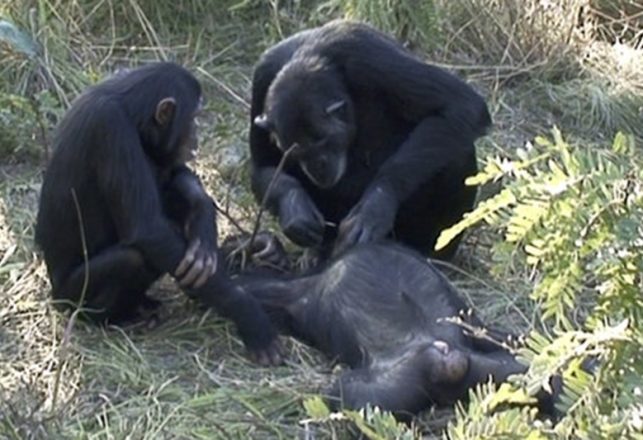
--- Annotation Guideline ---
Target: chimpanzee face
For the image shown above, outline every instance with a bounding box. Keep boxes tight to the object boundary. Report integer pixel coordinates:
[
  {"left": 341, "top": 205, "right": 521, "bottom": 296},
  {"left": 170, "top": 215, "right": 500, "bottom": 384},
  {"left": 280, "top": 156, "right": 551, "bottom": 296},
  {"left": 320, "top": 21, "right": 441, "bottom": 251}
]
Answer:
[
  {"left": 154, "top": 96, "right": 203, "bottom": 166},
  {"left": 255, "top": 62, "right": 356, "bottom": 189},
  {"left": 175, "top": 99, "right": 202, "bottom": 164}
]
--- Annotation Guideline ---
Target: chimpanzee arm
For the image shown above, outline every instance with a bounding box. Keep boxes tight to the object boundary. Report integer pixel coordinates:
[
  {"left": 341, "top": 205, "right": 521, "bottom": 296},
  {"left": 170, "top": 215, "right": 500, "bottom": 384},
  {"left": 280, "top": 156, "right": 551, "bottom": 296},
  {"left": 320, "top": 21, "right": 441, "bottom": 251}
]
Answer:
[
  {"left": 163, "top": 166, "right": 219, "bottom": 287},
  {"left": 334, "top": 117, "right": 475, "bottom": 253},
  {"left": 93, "top": 99, "right": 187, "bottom": 274},
  {"left": 336, "top": 25, "right": 490, "bottom": 202},
  {"left": 163, "top": 165, "right": 218, "bottom": 252},
  {"left": 249, "top": 35, "right": 308, "bottom": 213},
  {"left": 329, "top": 24, "right": 490, "bottom": 251},
  {"left": 372, "top": 116, "right": 476, "bottom": 204},
  {"left": 250, "top": 54, "right": 326, "bottom": 247}
]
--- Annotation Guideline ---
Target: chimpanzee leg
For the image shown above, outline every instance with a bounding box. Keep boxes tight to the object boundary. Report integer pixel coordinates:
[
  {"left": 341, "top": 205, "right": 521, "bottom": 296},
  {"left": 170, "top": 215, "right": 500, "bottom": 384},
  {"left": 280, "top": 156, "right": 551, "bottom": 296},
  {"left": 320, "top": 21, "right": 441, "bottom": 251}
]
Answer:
[
  {"left": 329, "top": 355, "right": 432, "bottom": 420},
  {"left": 462, "top": 350, "right": 561, "bottom": 417},
  {"left": 219, "top": 231, "right": 291, "bottom": 273},
  {"left": 463, "top": 350, "right": 527, "bottom": 386},
  {"left": 51, "top": 246, "right": 160, "bottom": 323}
]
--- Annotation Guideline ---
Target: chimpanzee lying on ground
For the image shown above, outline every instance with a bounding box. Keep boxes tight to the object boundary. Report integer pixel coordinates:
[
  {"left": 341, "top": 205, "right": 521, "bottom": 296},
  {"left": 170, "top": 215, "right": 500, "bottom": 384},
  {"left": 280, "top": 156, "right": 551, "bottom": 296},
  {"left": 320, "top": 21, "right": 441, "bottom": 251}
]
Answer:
[
  {"left": 250, "top": 20, "right": 491, "bottom": 260},
  {"left": 234, "top": 242, "right": 558, "bottom": 418},
  {"left": 35, "top": 62, "right": 282, "bottom": 365}
]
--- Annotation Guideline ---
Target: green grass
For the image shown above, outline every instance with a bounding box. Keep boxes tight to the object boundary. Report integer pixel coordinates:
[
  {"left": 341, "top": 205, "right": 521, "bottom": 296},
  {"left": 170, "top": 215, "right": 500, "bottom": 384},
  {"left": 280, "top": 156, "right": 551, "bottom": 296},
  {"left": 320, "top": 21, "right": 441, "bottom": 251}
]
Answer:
[{"left": 1, "top": 0, "right": 642, "bottom": 438}]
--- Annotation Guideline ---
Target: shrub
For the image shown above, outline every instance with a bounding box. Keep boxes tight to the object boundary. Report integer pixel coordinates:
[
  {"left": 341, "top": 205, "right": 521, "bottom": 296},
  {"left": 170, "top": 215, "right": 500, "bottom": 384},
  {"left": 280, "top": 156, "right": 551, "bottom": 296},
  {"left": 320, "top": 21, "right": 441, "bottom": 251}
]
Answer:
[{"left": 439, "top": 130, "right": 642, "bottom": 438}]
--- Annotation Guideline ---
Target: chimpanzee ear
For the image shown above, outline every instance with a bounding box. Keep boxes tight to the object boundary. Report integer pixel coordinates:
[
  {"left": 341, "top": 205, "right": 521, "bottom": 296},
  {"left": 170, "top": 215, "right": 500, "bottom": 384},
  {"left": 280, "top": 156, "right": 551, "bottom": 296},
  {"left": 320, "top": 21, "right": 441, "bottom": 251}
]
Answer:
[
  {"left": 325, "top": 100, "right": 346, "bottom": 116},
  {"left": 155, "top": 97, "right": 177, "bottom": 126},
  {"left": 254, "top": 114, "right": 273, "bottom": 131}
]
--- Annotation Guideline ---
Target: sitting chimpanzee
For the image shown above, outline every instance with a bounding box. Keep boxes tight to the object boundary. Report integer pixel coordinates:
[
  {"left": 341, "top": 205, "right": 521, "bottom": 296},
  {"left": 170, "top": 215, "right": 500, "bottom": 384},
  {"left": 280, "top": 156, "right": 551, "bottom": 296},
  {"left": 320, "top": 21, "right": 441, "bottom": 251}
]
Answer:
[
  {"left": 250, "top": 20, "right": 491, "bottom": 260},
  {"left": 234, "top": 242, "right": 558, "bottom": 419},
  {"left": 35, "top": 62, "right": 282, "bottom": 365}
]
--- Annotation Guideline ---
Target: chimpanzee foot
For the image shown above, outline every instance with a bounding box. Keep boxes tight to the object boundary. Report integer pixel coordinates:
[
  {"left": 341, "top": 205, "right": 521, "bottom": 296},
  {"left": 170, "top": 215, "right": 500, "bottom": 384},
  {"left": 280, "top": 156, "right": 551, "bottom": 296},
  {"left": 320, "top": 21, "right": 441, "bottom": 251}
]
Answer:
[
  {"left": 247, "top": 338, "right": 285, "bottom": 366},
  {"left": 249, "top": 232, "right": 290, "bottom": 271},
  {"left": 132, "top": 296, "right": 164, "bottom": 329},
  {"left": 139, "top": 295, "right": 163, "bottom": 311}
]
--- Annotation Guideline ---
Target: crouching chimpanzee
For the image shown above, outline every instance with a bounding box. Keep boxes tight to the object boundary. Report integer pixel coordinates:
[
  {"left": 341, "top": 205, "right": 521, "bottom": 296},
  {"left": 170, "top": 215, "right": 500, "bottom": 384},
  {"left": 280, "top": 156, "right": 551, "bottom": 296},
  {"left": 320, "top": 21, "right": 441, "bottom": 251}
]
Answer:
[
  {"left": 35, "top": 62, "right": 282, "bottom": 365},
  {"left": 234, "top": 242, "right": 558, "bottom": 418},
  {"left": 250, "top": 20, "right": 491, "bottom": 260}
]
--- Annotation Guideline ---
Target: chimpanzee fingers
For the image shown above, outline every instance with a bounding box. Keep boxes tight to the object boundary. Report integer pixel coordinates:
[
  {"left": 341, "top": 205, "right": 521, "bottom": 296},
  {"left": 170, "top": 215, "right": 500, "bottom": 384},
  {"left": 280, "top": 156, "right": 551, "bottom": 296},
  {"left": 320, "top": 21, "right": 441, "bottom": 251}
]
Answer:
[
  {"left": 180, "top": 250, "right": 218, "bottom": 289},
  {"left": 192, "top": 257, "right": 212, "bottom": 289},
  {"left": 253, "top": 244, "right": 277, "bottom": 264},
  {"left": 201, "top": 253, "right": 217, "bottom": 279},
  {"left": 176, "top": 238, "right": 200, "bottom": 277},
  {"left": 265, "top": 250, "right": 289, "bottom": 268},
  {"left": 178, "top": 257, "right": 204, "bottom": 288},
  {"left": 251, "top": 235, "right": 275, "bottom": 258},
  {"left": 248, "top": 340, "right": 285, "bottom": 366},
  {"left": 268, "top": 340, "right": 286, "bottom": 365},
  {"left": 252, "top": 238, "right": 289, "bottom": 269},
  {"left": 208, "top": 252, "right": 218, "bottom": 276}
]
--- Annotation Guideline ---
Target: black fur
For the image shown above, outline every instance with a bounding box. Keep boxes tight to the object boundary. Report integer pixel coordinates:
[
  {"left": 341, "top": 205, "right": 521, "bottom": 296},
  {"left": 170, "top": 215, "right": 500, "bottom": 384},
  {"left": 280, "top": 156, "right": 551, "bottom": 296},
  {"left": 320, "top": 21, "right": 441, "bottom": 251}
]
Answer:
[
  {"left": 236, "top": 243, "right": 557, "bottom": 419},
  {"left": 35, "top": 62, "right": 280, "bottom": 362},
  {"left": 250, "top": 20, "right": 491, "bottom": 260}
]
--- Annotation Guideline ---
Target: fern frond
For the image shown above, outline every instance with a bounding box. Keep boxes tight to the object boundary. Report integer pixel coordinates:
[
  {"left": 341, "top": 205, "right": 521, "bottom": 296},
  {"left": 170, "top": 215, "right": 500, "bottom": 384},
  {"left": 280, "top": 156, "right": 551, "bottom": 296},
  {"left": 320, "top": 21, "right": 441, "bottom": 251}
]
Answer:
[{"left": 435, "top": 188, "right": 516, "bottom": 251}]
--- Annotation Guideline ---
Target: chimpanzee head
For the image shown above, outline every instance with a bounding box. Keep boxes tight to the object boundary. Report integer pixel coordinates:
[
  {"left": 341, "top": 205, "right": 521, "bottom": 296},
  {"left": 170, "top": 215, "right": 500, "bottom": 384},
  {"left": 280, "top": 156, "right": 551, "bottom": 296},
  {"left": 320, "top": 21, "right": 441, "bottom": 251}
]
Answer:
[
  {"left": 107, "top": 62, "right": 203, "bottom": 168},
  {"left": 255, "top": 56, "right": 356, "bottom": 189}
]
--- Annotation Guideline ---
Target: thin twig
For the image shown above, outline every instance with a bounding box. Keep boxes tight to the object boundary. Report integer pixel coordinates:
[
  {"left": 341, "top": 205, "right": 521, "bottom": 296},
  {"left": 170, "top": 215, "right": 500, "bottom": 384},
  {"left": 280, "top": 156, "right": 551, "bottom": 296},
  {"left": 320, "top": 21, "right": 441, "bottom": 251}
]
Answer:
[
  {"left": 248, "top": 144, "right": 297, "bottom": 251},
  {"left": 196, "top": 66, "right": 250, "bottom": 109},
  {"left": 214, "top": 203, "right": 249, "bottom": 235},
  {"left": 50, "top": 188, "right": 90, "bottom": 412}
]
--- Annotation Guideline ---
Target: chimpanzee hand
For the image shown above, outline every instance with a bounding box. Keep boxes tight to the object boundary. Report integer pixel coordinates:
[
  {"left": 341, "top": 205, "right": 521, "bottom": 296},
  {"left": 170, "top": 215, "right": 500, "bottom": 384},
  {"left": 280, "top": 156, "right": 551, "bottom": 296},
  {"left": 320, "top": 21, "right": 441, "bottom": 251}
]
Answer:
[
  {"left": 248, "top": 338, "right": 285, "bottom": 366},
  {"left": 175, "top": 238, "right": 218, "bottom": 289},
  {"left": 278, "top": 189, "right": 325, "bottom": 247},
  {"left": 249, "top": 232, "right": 290, "bottom": 270},
  {"left": 333, "top": 186, "right": 397, "bottom": 256}
]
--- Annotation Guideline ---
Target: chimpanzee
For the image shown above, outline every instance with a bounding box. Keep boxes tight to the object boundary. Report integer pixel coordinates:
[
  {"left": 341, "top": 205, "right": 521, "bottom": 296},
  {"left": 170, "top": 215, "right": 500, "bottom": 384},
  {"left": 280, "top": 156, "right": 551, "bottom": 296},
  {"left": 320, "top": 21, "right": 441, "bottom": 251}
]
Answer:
[
  {"left": 250, "top": 20, "right": 491, "bottom": 260},
  {"left": 234, "top": 242, "right": 558, "bottom": 418},
  {"left": 35, "top": 62, "right": 282, "bottom": 365}
]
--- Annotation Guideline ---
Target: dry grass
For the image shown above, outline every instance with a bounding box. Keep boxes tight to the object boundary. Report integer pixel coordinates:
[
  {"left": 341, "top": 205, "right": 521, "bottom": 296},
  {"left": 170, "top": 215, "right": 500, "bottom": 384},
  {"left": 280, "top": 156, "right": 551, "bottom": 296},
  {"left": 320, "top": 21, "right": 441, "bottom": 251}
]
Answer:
[{"left": 1, "top": 0, "right": 642, "bottom": 438}]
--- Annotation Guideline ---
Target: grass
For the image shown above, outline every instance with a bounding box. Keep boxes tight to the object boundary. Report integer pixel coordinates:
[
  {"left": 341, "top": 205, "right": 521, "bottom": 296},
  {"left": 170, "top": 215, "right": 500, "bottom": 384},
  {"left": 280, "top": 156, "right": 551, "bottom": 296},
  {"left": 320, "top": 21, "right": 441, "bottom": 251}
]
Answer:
[{"left": 1, "top": 0, "right": 642, "bottom": 438}]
